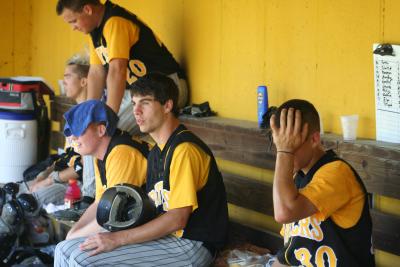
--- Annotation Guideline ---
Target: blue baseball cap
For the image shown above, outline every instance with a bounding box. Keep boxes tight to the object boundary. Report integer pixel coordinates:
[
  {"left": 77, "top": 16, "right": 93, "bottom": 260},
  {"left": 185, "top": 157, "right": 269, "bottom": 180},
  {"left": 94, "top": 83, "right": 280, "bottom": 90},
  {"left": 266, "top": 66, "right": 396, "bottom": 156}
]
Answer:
[{"left": 63, "top": 100, "right": 119, "bottom": 137}]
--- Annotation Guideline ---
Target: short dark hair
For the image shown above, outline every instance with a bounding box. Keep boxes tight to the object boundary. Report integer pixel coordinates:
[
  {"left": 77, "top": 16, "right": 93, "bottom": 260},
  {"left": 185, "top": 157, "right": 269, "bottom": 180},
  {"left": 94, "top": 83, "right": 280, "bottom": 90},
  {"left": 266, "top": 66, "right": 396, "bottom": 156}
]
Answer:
[
  {"left": 129, "top": 73, "right": 180, "bottom": 117},
  {"left": 274, "top": 99, "right": 320, "bottom": 134},
  {"left": 56, "top": 0, "right": 100, "bottom": 15}
]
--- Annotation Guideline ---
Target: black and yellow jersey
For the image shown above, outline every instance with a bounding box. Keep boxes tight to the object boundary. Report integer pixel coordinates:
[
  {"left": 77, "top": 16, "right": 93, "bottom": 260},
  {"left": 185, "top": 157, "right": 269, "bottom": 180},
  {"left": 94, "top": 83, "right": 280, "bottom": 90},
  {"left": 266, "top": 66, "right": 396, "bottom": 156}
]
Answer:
[
  {"left": 89, "top": 0, "right": 183, "bottom": 86},
  {"left": 277, "top": 150, "right": 375, "bottom": 267},
  {"left": 94, "top": 129, "right": 149, "bottom": 200},
  {"left": 146, "top": 124, "right": 228, "bottom": 251}
]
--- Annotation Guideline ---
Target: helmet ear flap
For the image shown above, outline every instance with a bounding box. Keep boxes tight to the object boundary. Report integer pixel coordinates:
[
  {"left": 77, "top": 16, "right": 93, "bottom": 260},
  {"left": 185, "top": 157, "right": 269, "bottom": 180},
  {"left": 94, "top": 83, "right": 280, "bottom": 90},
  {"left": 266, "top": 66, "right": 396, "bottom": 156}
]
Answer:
[
  {"left": 3, "top": 183, "right": 19, "bottom": 199},
  {"left": 17, "top": 193, "right": 39, "bottom": 214},
  {"left": 96, "top": 187, "right": 117, "bottom": 228},
  {"left": 1, "top": 200, "right": 24, "bottom": 227}
]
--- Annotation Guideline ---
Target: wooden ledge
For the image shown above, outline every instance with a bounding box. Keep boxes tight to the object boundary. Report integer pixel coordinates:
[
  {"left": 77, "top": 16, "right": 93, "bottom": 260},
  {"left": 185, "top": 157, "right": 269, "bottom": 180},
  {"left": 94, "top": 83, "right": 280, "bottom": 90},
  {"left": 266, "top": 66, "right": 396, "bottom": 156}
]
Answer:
[{"left": 181, "top": 115, "right": 400, "bottom": 152}]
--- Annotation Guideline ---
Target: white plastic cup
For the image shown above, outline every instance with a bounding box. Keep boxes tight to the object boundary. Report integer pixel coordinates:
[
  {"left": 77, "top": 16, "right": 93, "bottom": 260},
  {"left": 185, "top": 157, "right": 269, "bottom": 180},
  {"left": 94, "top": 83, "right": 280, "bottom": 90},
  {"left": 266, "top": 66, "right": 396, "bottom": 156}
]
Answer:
[{"left": 340, "top": 115, "right": 359, "bottom": 141}]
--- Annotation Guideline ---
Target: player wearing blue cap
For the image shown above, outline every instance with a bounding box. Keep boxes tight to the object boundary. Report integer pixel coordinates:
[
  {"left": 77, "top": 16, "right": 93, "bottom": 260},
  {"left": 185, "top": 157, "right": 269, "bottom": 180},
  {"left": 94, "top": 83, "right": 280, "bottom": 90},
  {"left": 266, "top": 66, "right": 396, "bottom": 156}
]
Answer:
[{"left": 57, "top": 99, "right": 149, "bottom": 240}]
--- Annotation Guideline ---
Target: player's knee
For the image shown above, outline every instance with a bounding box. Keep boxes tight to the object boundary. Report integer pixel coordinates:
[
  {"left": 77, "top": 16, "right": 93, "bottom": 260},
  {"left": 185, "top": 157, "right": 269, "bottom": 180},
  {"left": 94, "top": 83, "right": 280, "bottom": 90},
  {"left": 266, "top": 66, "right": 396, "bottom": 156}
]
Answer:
[{"left": 69, "top": 247, "right": 92, "bottom": 266}]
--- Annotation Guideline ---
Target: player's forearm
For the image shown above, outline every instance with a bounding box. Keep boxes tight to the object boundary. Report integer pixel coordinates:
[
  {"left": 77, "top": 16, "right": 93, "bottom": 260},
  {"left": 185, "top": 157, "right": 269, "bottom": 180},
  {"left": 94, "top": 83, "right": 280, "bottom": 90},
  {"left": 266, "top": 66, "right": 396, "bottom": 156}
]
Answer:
[
  {"left": 273, "top": 153, "right": 299, "bottom": 222},
  {"left": 67, "top": 202, "right": 99, "bottom": 239},
  {"left": 118, "top": 207, "right": 191, "bottom": 247},
  {"left": 106, "top": 60, "right": 128, "bottom": 113},
  {"left": 58, "top": 167, "right": 79, "bottom": 183},
  {"left": 67, "top": 219, "right": 103, "bottom": 239},
  {"left": 87, "top": 65, "right": 106, "bottom": 100}
]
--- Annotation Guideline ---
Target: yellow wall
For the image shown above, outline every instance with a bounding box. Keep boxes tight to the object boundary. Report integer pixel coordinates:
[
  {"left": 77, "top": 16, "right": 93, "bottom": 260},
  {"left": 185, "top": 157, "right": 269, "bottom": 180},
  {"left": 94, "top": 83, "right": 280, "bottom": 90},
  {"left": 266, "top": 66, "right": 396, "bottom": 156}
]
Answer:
[
  {"left": 28, "top": 0, "right": 184, "bottom": 93},
  {"left": 0, "top": 0, "right": 32, "bottom": 76},
  {"left": 183, "top": 0, "right": 398, "bottom": 139},
  {"left": 7, "top": 0, "right": 399, "bottom": 139},
  {"left": 30, "top": 0, "right": 87, "bottom": 90}
]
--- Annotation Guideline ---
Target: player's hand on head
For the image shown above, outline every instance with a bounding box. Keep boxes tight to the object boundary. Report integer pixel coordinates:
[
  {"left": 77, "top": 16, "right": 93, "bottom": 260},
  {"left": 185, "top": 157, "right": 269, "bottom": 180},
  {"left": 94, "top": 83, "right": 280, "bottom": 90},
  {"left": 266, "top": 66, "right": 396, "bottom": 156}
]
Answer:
[{"left": 270, "top": 108, "right": 308, "bottom": 153}]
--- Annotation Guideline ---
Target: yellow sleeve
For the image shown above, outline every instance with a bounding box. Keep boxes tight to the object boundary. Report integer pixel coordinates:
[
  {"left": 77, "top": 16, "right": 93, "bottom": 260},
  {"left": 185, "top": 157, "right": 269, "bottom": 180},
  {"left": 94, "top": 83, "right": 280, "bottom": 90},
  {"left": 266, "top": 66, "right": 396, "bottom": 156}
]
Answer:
[
  {"left": 168, "top": 143, "right": 211, "bottom": 212},
  {"left": 89, "top": 37, "right": 102, "bottom": 65},
  {"left": 299, "top": 161, "right": 364, "bottom": 227},
  {"left": 95, "top": 145, "right": 147, "bottom": 200},
  {"left": 68, "top": 155, "right": 79, "bottom": 167},
  {"left": 94, "top": 161, "right": 101, "bottom": 199},
  {"left": 102, "top": 17, "right": 139, "bottom": 61}
]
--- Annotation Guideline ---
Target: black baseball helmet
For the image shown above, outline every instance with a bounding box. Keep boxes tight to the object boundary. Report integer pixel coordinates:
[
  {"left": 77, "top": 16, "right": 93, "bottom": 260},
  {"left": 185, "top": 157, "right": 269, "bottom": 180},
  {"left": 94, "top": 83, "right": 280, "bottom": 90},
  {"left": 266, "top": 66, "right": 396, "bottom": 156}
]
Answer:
[
  {"left": 1, "top": 200, "right": 24, "bottom": 227},
  {"left": 3, "top": 183, "right": 19, "bottom": 199},
  {"left": 0, "top": 188, "right": 6, "bottom": 215},
  {"left": 17, "top": 193, "right": 39, "bottom": 214},
  {"left": 97, "top": 184, "right": 156, "bottom": 232},
  {"left": 0, "top": 200, "right": 24, "bottom": 262}
]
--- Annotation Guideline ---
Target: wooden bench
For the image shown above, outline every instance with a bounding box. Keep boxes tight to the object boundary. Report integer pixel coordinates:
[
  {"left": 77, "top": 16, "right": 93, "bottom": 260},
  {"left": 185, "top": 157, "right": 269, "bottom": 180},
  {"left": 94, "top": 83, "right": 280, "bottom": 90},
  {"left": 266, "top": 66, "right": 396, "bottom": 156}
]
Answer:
[{"left": 50, "top": 96, "right": 400, "bottom": 265}]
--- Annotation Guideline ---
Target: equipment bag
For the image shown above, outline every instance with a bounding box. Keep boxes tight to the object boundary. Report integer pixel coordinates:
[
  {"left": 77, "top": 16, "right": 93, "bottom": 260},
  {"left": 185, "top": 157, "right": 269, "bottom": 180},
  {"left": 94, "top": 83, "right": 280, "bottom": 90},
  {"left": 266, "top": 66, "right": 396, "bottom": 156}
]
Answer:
[
  {"left": 0, "top": 77, "right": 54, "bottom": 161},
  {"left": 0, "top": 78, "right": 53, "bottom": 113}
]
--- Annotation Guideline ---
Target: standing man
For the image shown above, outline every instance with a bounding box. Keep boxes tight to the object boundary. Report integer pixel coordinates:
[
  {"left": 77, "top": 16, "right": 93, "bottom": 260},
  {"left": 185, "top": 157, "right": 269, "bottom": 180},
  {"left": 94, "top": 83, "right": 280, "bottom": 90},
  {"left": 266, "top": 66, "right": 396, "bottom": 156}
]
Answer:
[
  {"left": 58, "top": 99, "right": 148, "bottom": 240},
  {"left": 54, "top": 73, "right": 228, "bottom": 267},
  {"left": 56, "top": 0, "right": 188, "bottom": 134},
  {"left": 268, "top": 99, "right": 375, "bottom": 267}
]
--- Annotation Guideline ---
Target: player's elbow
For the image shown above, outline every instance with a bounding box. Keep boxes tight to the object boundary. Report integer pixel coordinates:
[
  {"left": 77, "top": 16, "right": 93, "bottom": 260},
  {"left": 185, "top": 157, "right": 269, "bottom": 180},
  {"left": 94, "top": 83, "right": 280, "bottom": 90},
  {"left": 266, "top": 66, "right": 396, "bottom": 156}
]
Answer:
[
  {"left": 174, "top": 216, "right": 188, "bottom": 230},
  {"left": 168, "top": 207, "right": 191, "bottom": 231},
  {"left": 108, "top": 59, "right": 128, "bottom": 74},
  {"left": 274, "top": 208, "right": 294, "bottom": 224}
]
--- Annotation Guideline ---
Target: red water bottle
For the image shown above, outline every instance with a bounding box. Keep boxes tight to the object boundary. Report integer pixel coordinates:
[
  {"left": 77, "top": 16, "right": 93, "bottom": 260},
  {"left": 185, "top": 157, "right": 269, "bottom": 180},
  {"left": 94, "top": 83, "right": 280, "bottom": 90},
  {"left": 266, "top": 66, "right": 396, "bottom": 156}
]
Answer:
[{"left": 64, "top": 179, "right": 81, "bottom": 209}]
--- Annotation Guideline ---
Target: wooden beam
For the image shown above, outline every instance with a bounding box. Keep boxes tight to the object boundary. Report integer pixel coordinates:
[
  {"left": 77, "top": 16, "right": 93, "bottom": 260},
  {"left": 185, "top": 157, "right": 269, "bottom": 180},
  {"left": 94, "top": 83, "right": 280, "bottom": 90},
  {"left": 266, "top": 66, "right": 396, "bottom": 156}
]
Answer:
[
  {"left": 223, "top": 172, "right": 274, "bottom": 216},
  {"left": 50, "top": 96, "right": 75, "bottom": 127},
  {"left": 337, "top": 142, "right": 400, "bottom": 199},
  {"left": 50, "top": 130, "right": 65, "bottom": 151},
  {"left": 183, "top": 117, "right": 276, "bottom": 170},
  {"left": 371, "top": 210, "right": 400, "bottom": 255},
  {"left": 229, "top": 221, "right": 283, "bottom": 254}
]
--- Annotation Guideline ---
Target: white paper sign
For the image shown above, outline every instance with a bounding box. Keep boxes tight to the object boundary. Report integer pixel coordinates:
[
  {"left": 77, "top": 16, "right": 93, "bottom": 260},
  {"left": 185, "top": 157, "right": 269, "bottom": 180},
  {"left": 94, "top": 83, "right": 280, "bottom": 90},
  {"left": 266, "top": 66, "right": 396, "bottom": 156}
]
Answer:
[{"left": 373, "top": 44, "right": 400, "bottom": 143}]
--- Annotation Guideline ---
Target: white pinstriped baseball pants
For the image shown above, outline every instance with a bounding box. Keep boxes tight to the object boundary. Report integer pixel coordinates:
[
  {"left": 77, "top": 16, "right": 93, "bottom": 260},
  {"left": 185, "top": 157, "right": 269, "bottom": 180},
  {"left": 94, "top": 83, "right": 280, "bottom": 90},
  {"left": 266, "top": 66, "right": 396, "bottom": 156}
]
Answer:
[{"left": 54, "top": 235, "right": 212, "bottom": 267}]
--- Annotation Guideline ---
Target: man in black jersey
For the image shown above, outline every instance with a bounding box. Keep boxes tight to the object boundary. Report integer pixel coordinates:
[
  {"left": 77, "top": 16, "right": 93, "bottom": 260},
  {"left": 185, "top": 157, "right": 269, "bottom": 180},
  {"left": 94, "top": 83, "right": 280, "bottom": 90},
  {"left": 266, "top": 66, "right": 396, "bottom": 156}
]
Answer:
[
  {"left": 268, "top": 99, "right": 374, "bottom": 267},
  {"left": 56, "top": 0, "right": 188, "bottom": 135},
  {"left": 54, "top": 73, "right": 228, "bottom": 267}
]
